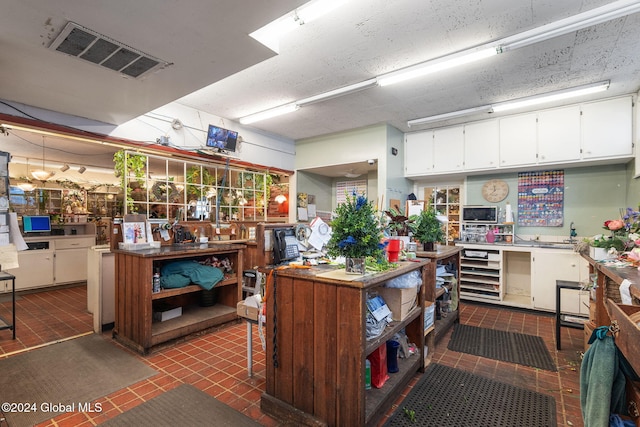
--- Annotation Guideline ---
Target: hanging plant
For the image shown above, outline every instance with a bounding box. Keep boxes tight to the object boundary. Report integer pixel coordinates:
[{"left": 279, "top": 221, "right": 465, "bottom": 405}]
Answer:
[
  {"left": 186, "top": 165, "right": 216, "bottom": 200},
  {"left": 113, "top": 150, "right": 147, "bottom": 213}
]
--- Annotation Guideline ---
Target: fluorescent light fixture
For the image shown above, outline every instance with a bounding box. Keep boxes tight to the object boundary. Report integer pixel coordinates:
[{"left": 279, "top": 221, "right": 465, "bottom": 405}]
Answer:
[
  {"left": 500, "top": 0, "right": 640, "bottom": 51},
  {"left": 250, "top": 0, "right": 347, "bottom": 53},
  {"left": 378, "top": 46, "right": 498, "bottom": 87},
  {"left": 242, "top": 0, "right": 635, "bottom": 126},
  {"left": 297, "top": 79, "right": 378, "bottom": 106},
  {"left": 78, "top": 166, "right": 87, "bottom": 174},
  {"left": 60, "top": 164, "right": 70, "bottom": 172},
  {"left": 491, "top": 81, "right": 610, "bottom": 113},
  {"left": 408, "top": 105, "right": 494, "bottom": 127},
  {"left": 239, "top": 103, "right": 299, "bottom": 125}
]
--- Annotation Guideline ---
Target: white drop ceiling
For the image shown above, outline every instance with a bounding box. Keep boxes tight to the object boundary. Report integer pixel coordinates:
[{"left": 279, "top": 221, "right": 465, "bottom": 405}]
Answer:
[{"left": 1, "top": 0, "right": 639, "bottom": 173}]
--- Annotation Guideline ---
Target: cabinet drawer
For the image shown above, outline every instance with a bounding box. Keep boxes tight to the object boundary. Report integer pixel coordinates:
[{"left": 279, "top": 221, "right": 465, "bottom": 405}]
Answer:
[{"left": 55, "top": 237, "right": 95, "bottom": 250}]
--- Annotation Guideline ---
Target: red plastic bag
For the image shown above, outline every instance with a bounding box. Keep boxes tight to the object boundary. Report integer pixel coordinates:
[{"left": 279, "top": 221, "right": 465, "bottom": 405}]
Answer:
[{"left": 367, "top": 343, "right": 389, "bottom": 388}]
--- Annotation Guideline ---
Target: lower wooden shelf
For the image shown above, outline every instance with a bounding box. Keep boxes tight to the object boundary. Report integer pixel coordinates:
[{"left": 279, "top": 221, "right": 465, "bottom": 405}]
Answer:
[
  {"left": 365, "top": 355, "right": 421, "bottom": 426},
  {"left": 365, "top": 306, "right": 421, "bottom": 355},
  {"left": 150, "top": 303, "right": 237, "bottom": 347}
]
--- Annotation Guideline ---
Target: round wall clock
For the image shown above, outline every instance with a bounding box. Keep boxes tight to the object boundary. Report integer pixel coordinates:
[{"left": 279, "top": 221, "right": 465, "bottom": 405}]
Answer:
[{"left": 481, "top": 179, "right": 509, "bottom": 203}]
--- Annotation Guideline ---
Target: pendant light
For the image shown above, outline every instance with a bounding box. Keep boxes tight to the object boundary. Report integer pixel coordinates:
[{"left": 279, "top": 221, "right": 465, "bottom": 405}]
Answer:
[
  {"left": 17, "top": 158, "right": 36, "bottom": 192},
  {"left": 31, "top": 136, "right": 54, "bottom": 182}
]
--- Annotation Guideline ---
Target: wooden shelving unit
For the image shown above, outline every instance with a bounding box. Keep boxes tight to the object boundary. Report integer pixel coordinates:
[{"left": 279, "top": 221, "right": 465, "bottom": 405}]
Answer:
[
  {"left": 261, "top": 261, "right": 432, "bottom": 427},
  {"left": 113, "top": 243, "right": 245, "bottom": 354},
  {"left": 415, "top": 245, "right": 462, "bottom": 343},
  {"left": 459, "top": 245, "right": 503, "bottom": 302}
]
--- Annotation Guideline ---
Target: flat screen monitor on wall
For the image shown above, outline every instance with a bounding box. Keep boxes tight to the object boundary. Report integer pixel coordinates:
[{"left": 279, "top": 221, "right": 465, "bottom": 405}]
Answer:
[
  {"left": 23, "top": 215, "right": 51, "bottom": 233},
  {"left": 206, "top": 125, "right": 238, "bottom": 152}
]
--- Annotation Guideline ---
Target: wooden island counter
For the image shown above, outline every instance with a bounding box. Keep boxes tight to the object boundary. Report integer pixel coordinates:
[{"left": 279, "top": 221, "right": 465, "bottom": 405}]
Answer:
[
  {"left": 584, "top": 255, "right": 640, "bottom": 426},
  {"left": 113, "top": 243, "right": 245, "bottom": 354},
  {"left": 261, "top": 260, "right": 434, "bottom": 427}
]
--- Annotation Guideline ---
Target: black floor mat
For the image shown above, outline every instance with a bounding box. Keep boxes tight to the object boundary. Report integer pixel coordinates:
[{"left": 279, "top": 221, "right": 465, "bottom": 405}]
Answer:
[
  {"left": 99, "top": 384, "right": 261, "bottom": 426},
  {"left": 447, "top": 324, "right": 557, "bottom": 371},
  {"left": 383, "top": 363, "right": 557, "bottom": 427}
]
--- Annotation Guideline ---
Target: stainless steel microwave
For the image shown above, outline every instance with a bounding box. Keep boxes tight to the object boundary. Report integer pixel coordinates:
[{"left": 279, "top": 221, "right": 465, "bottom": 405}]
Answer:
[{"left": 462, "top": 206, "right": 498, "bottom": 223}]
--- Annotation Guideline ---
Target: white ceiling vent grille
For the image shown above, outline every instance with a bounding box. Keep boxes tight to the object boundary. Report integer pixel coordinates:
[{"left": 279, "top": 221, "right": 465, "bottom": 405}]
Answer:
[{"left": 49, "top": 22, "right": 170, "bottom": 78}]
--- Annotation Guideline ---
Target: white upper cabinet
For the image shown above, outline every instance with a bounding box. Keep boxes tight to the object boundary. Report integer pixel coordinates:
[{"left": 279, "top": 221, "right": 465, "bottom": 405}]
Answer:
[
  {"left": 537, "top": 105, "right": 581, "bottom": 163},
  {"left": 464, "top": 120, "right": 499, "bottom": 170},
  {"left": 432, "top": 126, "right": 464, "bottom": 172},
  {"left": 499, "top": 113, "right": 538, "bottom": 167},
  {"left": 405, "top": 131, "right": 434, "bottom": 176},
  {"left": 403, "top": 96, "right": 633, "bottom": 178},
  {"left": 581, "top": 96, "right": 633, "bottom": 159}
]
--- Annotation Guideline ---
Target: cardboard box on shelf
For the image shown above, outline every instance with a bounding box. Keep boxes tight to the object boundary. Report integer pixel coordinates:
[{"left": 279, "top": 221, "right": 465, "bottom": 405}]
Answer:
[
  {"left": 153, "top": 306, "right": 182, "bottom": 322},
  {"left": 377, "top": 286, "right": 418, "bottom": 322}
]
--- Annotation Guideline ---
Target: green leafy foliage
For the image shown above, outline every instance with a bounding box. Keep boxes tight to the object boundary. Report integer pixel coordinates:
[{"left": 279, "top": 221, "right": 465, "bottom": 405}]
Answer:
[
  {"left": 409, "top": 207, "right": 444, "bottom": 243},
  {"left": 326, "top": 194, "right": 384, "bottom": 259},
  {"left": 403, "top": 407, "right": 416, "bottom": 423},
  {"left": 113, "top": 150, "right": 146, "bottom": 213}
]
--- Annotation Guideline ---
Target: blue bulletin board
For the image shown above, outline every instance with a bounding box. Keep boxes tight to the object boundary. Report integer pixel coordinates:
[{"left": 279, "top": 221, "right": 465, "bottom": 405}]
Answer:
[{"left": 517, "top": 170, "right": 564, "bottom": 227}]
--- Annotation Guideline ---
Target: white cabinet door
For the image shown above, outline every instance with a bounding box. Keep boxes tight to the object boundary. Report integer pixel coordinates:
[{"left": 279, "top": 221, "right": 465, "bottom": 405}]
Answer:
[
  {"left": 499, "top": 113, "right": 538, "bottom": 167},
  {"left": 581, "top": 96, "right": 633, "bottom": 159},
  {"left": 55, "top": 248, "right": 89, "bottom": 284},
  {"left": 537, "top": 106, "right": 581, "bottom": 163},
  {"left": 432, "top": 126, "right": 464, "bottom": 172},
  {"left": 464, "top": 120, "right": 499, "bottom": 170},
  {"left": 531, "top": 250, "right": 583, "bottom": 311},
  {"left": 7, "top": 250, "right": 55, "bottom": 290},
  {"left": 405, "top": 131, "right": 433, "bottom": 175}
]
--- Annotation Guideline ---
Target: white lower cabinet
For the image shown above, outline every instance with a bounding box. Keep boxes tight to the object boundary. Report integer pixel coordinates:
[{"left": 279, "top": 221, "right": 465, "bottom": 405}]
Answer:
[
  {"left": 8, "top": 250, "right": 55, "bottom": 291},
  {"left": 54, "top": 237, "right": 94, "bottom": 284},
  {"left": 457, "top": 244, "right": 590, "bottom": 313},
  {"left": 55, "top": 248, "right": 89, "bottom": 284},
  {"left": 532, "top": 250, "right": 589, "bottom": 314},
  {"left": 5, "top": 236, "right": 95, "bottom": 291}
]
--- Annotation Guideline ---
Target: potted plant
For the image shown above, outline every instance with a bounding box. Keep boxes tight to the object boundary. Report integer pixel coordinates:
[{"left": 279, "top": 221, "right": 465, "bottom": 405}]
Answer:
[
  {"left": 326, "top": 193, "right": 384, "bottom": 274},
  {"left": 384, "top": 205, "right": 413, "bottom": 237},
  {"left": 409, "top": 207, "right": 444, "bottom": 251},
  {"left": 582, "top": 209, "right": 640, "bottom": 259}
]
